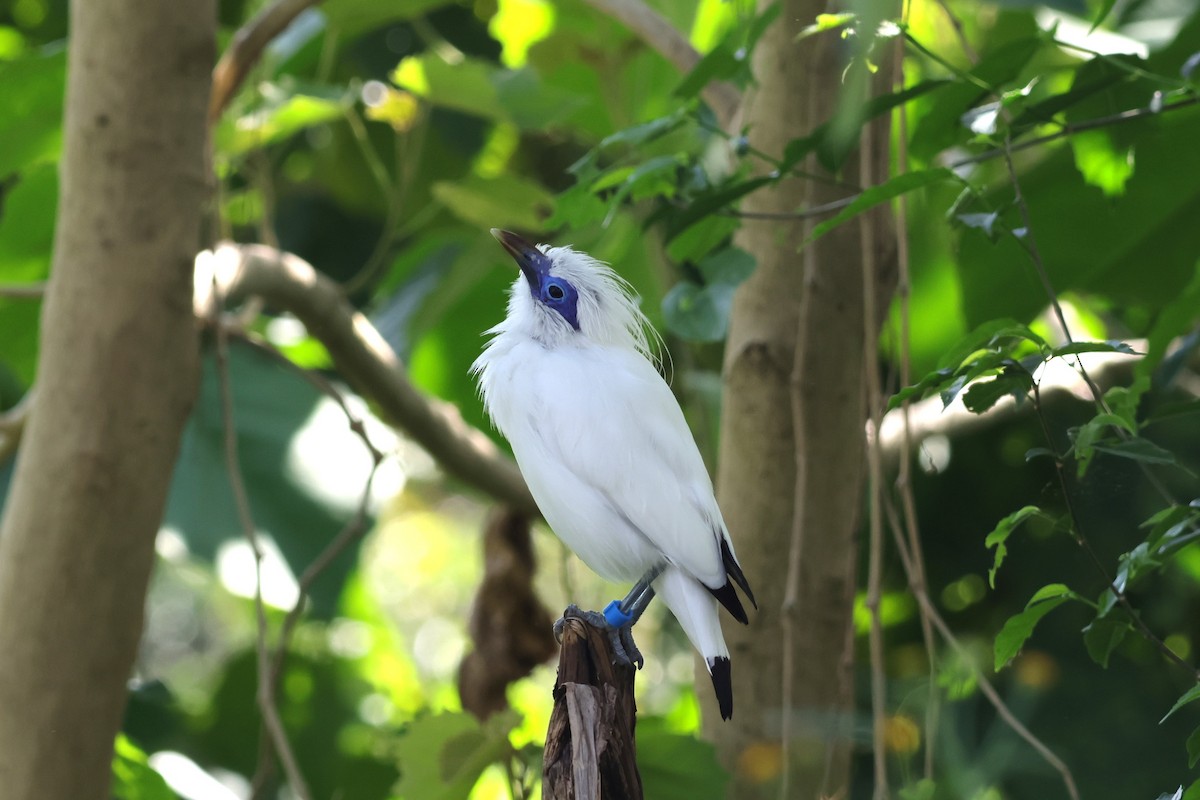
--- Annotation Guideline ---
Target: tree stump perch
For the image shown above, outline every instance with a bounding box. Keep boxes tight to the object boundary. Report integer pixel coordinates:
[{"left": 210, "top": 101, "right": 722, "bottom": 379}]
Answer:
[{"left": 543, "top": 608, "right": 642, "bottom": 800}]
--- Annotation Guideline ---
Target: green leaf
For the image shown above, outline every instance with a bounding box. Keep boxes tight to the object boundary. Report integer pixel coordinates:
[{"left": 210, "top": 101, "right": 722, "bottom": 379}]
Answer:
[
  {"left": 1089, "top": 0, "right": 1119, "bottom": 32},
  {"left": 899, "top": 779, "right": 938, "bottom": 800},
  {"left": 1083, "top": 616, "right": 1129, "bottom": 668},
  {"left": 886, "top": 367, "right": 954, "bottom": 411},
  {"left": 111, "top": 734, "right": 176, "bottom": 800},
  {"left": 601, "top": 154, "right": 685, "bottom": 225},
  {"left": 961, "top": 365, "right": 1033, "bottom": 413},
  {"left": 1092, "top": 437, "right": 1179, "bottom": 467},
  {"left": 1071, "top": 129, "right": 1135, "bottom": 197},
  {"left": 806, "top": 169, "right": 955, "bottom": 244},
  {"left": 432, "top": 174, "right": 554, "bottom": 231},
  {"left": 638, "top": 718, "right": 730, "bottom": 800},
  {"left": 0, "top": 47, "right": 65, "bottom": 176},
  {"left": 1137, "top": 262, "right": 1200, "bottom": 387},
  {"left": 1161, "top": 683, "right": 1200, "bottom": 723},
  {"left": 662, "top": 281, "right": 735, "bottom": 343},
  {"left": 697, "top": 247, "right": 756, "bottom": 286},
  {"left": 797, "top": 12, "right": 857, "bottom": 40},
  {"left": 394, "top": 711, "right": 519, "bottom": 800},
  {"left": 994, "top": 584, "right": 1084, "bottom": 671},
  {"left": 1189, "top": 726, "right": 1200, "bottom": 768},
  {"left": 666, "top": 177, "right": 774, "bottom": 242},
  {"left": 216, "top": 89, "right": 346, "bottom": 157},
  {"left": 911, "top": 35, "right": 1042, "bottom": 161},
  {"left": 1050, "top": 340, "right": 1139, "bottom": 357},
  {"left": 936, "top": 318, "right": 1047, "bottom": 371},
  {"left": 984, "top": 505, "right": 1044, "bottom": 588},
  {"left": 675, "top": 4, "right": 780, "bottom": 98},
  {"left": 598, "top": 109, "right": 689, "bottom": 151}
]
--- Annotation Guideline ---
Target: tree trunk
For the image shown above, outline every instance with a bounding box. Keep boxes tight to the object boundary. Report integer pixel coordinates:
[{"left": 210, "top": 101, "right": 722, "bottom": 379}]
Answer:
[
  {"left": 703, "top": 1, "right": 895, "bottom": 797},
  {"left": 543, "top": 611, "right": 642, "bottom": 800},
  {"left": 0, "top": 1, "right": 214, "bottom": 797}
]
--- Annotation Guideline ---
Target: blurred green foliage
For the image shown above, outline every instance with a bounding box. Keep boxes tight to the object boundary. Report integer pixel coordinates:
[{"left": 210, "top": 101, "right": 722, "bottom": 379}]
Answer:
[{"left": 4, "top": 0, "right": 1200, "bottom": 797}]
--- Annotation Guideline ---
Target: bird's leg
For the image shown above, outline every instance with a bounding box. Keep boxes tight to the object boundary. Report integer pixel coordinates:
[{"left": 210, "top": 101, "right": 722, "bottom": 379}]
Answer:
[
  {"left": 601, "top": 564, "right": 665, "bottom": 669},
  {"left": 552, "top": 566, "right": 665, "bottom": 669}
]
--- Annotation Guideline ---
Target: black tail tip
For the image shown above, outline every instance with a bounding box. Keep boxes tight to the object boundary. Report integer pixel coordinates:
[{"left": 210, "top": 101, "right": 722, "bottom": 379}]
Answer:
[{"left": 709, "top": 656, "right": 733, "bottom": 721}]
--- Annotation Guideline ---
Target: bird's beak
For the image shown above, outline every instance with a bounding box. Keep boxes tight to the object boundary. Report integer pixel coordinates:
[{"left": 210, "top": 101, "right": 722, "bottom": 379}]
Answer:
[{"left": 491, "top": 228, "right": 547, "bottom": 289}]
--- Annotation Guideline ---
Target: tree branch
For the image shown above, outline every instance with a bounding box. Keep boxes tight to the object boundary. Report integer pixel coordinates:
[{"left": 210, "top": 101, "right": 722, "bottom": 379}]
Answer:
[
  {"left": 209, "top": 0, "right": 325, "bottom": 125},
  {"left": 195, "top": 242, "right": 538, "bottom": 517},
  {"left": 0, "top": 283, "right": 46, "bottom": 299},
  {"left": 579, "top": 0, "right": 740, "bottom": 129}
]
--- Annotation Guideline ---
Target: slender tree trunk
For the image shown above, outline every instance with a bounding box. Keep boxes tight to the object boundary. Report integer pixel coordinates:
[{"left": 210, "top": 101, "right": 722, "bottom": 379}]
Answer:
[
  {"left": 0, "top": 1, "right": 213, "bottom": 797},
  {"left": 703, "top": 1, "right": 895, "bottom": 797}
]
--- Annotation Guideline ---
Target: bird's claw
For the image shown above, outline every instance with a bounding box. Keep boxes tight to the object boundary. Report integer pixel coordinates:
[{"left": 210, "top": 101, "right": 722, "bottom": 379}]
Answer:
[{"left": 553, "top": 603, "right": 644, "bottom": 669}]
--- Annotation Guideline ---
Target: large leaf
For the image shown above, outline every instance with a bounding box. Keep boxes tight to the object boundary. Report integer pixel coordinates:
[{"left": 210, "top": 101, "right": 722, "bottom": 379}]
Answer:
[
  {"left": 163, "top": 343, "right": 385, "bottom": 615},
  {"left": 910, "top": 34, "right": 1042, "bottom": 162},
  {"left": 393, "top": 711, "right": 519, "bottom": 800},
  {"left": 637, "top": 718, "right": 730, "bottom": 800},
  {"left": 111, "top": 735, "right": 176, "bottom": 800},
  {"left": 0, "top": 47, "right": 66, "bottom": 176}
]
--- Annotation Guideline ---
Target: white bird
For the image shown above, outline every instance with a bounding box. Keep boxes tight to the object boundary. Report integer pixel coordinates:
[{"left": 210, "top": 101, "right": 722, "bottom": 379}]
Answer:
[{"left": 472, "top": 229, "right": 755, "bottom": 720}]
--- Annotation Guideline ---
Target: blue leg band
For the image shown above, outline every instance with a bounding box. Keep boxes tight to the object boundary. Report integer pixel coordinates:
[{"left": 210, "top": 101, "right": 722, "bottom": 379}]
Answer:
[{"left": 603, "top": 599, "right": 633, "bottom": 629}]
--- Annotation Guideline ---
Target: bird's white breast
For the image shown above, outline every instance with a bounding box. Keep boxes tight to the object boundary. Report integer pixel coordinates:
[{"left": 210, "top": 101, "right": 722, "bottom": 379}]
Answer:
[{"left": 478, "top": 336, "right": 725, "bottom": 587}]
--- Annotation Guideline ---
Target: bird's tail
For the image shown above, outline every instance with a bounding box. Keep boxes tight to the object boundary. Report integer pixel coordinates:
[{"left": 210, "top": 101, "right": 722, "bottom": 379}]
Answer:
[{"left": 655, "top": 567, "right": 734, "bottom": 720}]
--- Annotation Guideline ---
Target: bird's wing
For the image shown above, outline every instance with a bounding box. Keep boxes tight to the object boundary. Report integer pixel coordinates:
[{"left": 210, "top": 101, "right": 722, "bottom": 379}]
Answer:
[{"left": 527, "top": 345, "right": 728, "bottom": 588}]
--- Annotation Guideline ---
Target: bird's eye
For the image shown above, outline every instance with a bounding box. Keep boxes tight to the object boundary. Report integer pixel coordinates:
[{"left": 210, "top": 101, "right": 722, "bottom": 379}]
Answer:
[{"left": 547, "top": 283, "right": 565, "bottom": 300}]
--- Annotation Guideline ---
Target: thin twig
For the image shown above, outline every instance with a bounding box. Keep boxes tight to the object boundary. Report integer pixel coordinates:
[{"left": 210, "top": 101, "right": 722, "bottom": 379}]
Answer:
[
  {"left": 1030, "top": 382, "right": 1200, "bottom": 681},
  {"left": 209, "top": 0, "right": 326, "bottom": 125},
  {"left": 721, "top": 94, "right": 1199, "bottom": 223},
  {"left": 884, "top": 497, "right": 1081, "bottom": 800},
  {"left": 211, "top": 305, "right": 313, "bottom": 800},
  {"left": 196, "top": 242, "right": 537, "bottom": 516},
  {"left": 857, "top": 73, "right": 891, "bottom": 799},
  {"left": 0, "top": 283, "right": 46, "bottom": 299},
  {"left": 890, "top": 15, "right": 940, "bottom": 782}
]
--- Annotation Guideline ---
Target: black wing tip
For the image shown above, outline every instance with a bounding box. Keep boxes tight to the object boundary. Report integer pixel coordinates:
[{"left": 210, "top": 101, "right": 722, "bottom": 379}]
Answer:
[
  {"left": 707, "top": 579, "right": 748, "bottom": 624},
  {"left": 709, "top": 657, "right": 733, "bottom": 720},
  {"left": 719, "top": 537, "right": 758, "bottom": 610}
]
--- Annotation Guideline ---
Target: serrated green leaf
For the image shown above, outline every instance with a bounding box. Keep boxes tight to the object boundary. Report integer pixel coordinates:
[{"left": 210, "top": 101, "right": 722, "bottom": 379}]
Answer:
[
  {"left": 994, "top": 594, "right": 1071, "bottom": 671},
  {"left": 806, "top": 169, "right": 956, "bottom": 245},
  {"left": 936, "top": 318, "right": 1047, "bottom": 371},
  {"left": 1189, "top": 726, "right": 1200, "bottom": 768},
  {"left": 1092, "top": 437, "right": 1178, "bottom": 467},
  {"left": 1051, "top": 339, "right": 1140, "bottom": 357},
  {"left": 1161, "top": 684, "right": 1200, "bottom": 723},
  {"left": 911, "top": 35, "right": 1042, "bottom": 161},
  {"left": 667, "top": 177, "right": 773, "bottom": 241},
  {"left": 598, "top": 110, "right": 689, "bottom": 151},
  {"left": 985, "top": 505, "right": 1044, "bottom": 588},
  {"left": 1083, "top": 617, "right": 1129, "bottom": 668},
  {"left": 962, "top": 367, "right": 1033, "bottom": 414},
  {"left": 886, "top": 367, "right": 954, "bottom": 410}
]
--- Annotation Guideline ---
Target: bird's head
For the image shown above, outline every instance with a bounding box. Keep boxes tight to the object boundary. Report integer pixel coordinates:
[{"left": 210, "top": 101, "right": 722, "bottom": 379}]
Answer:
[{"left": 488, "top": 228, "right": 658, "bottom": 359}]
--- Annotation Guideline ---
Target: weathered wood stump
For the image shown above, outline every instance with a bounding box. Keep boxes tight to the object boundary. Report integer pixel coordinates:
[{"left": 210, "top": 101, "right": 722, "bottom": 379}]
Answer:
[{"left": 542, "top": 608, "right": 642, "bottom": 800}]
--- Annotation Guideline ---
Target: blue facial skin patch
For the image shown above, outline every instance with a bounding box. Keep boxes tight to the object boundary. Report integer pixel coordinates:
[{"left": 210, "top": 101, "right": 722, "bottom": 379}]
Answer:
[{"left": 536, "top": 276, "right": 580, "bottom": 330}]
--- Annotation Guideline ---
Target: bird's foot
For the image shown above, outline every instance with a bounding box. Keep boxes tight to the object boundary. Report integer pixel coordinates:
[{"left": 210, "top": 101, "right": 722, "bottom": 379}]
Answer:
[{"left": 553, "top": 603, "right": 645, "bottom": 670}]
